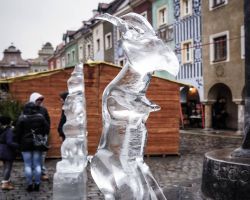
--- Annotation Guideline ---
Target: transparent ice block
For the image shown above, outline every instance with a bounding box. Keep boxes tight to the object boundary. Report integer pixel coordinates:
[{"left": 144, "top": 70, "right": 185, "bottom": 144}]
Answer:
[
  {"left": 90, "top": 13, "right": 179, "bottom": 200},
  {"left": 53, "top": 63, "right": 88, "bottom": 200}
]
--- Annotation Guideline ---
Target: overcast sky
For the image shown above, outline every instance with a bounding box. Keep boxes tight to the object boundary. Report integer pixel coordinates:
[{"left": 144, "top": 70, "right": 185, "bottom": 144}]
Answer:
[{"left": 0, "top": 0, "right": 113, "bottom": 59}]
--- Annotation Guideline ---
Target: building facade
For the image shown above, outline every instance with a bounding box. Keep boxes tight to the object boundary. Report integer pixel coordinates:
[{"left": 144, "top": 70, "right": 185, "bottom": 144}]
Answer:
[
  {"left": 113, "top": 0, "right": 131, "bottom": 66},
  {"left": 173, "top": 0, "right": 203, "bottom": 128},
  {"left": 174, "top": 0, "right": 203, "bottom": 98},
  {"left": 63, "top": 31, "right": 79, "bottom": 68},
  {"left": 152, "top": 0, "right": 175, "bottom": 79},
  {"left": 0, "top": 45, "right": 30, "bottom": 79},
  {"left": 202, "top": 0, "right": 244, "bottom": 130},
  {"left": 45, "top": 0, "right": 245, "bottom": 130},
  {"left": 93, "top": 21, "right": 105, "bottom": 61},
  {"left": 103, "top": 21, "right": 115, "bottom": 63},
  {"left": 152, "top": 0, "right": 175, "bottom": 48},
  {"left": 84, "top": 27, "right": 94, "bottom": 62},
  {"left": 29, "top": 42, "right": 54, "bottom": 72}
]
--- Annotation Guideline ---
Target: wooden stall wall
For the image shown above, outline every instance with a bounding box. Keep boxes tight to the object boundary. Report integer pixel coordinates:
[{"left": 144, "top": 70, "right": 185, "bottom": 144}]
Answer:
[
  {"left": 7, "top": 63, "right": 180, "bottom": 157},
  {"left": 8, "top": 70, "right": 72, "bottom": 157}
]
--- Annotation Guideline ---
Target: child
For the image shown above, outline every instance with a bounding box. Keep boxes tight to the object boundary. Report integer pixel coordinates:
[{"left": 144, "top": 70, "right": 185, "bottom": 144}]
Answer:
[{"left": 0, "top": 116, "right": 18, "bottom": 190}]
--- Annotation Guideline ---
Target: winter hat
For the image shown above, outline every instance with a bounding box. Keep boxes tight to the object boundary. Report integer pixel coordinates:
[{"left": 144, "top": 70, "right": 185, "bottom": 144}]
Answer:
[{"left": 29, "top": 92, "right": 44, "bottom": 103}]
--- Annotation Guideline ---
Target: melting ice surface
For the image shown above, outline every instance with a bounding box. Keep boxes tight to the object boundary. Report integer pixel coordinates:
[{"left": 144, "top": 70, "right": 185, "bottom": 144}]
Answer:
[
  {"left": 53, "top": 63, "right": 87, "bottom": 200},
  {"left": 90, "top": 13, "right": 179, "bottom": 200}
]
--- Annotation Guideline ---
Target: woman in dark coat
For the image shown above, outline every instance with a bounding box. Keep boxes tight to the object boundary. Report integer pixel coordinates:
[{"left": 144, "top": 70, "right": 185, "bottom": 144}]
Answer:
[
  {"left": 14, "top": 102, "right": 49, "bottom": 192},
  {"left": 0, "top": 116, "right": 18, "bottom": 190}
]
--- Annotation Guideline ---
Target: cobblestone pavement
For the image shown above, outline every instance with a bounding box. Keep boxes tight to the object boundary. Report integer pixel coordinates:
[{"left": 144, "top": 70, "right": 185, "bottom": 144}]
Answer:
[{"left": 0, "top": 129, "right": 243, "bottom": 200}]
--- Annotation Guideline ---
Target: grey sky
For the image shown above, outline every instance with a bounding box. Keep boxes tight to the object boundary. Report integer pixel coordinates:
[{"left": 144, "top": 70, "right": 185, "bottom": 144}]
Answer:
[{"left": 0, "top": 0, "right": 113, "bottom": 59}]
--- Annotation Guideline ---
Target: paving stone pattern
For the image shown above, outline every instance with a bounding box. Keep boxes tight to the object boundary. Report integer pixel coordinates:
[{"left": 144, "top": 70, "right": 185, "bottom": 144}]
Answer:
[{"left": 0, "top": 130, "right": 243, "bottom": 200}]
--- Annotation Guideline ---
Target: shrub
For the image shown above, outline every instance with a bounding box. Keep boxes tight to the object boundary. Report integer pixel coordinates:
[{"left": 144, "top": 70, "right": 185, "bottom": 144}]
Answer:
[{"left": 0, "top": 100, "right": 23, "bottom": 125}]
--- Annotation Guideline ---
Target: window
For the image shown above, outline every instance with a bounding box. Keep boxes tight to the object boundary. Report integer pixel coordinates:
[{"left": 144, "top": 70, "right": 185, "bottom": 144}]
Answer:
[
  {"left": 210, "top": 31, "right": 229, "bottom": 63},
  {"left": 213, "top": 0, "right": 225, "bottom": 7},
  {"left": 79, "top": 45, "right": 83, "bottom": 60},
  {"left": 62, "top": 57, "right": 65, "bottom": 68},
  {"left": 119, "top": 60, "right": 124, "bottom": 67},
  {"left": 118, "top": 58, "right": 126, "bottom": 67},
  {"left": 159, "top": 25, "right": 173, "bottom": 42},
  {"left": 117, "top": 28, "right": 122, "bottom": 41},
  {"left": 10, "top": 61, "right": 16, "bottom": 66},
  {"left": 140, "top": 11, "right": 147, "bottom": 20},
  {"left": 214, "top": 36, "right": 227, "bottom": 61},
  {"left": 105, "top": 33, "right": 112, "bottom": 49},
  {"left": 182, "top": 40, "right": 193, "bottom": 64},
  {"left": 157, "top": 6, "right": 167, "bottom": 27},
  {"left": 181, "top": 0, "right": 192, "bottom": 17},
  {"left": 209, "top": 0, "right": 228, "bottom": 10},
  {"left": 67, "top": 53, "right": 70, "bottom": 64},
  {"left": 96, "top": 39, "right": 100, "bottom": 52},
  {"left": 72, "top": 50, "right": 75, "bottom": 62},
  {"left": 57, "top": 60, "right": 60, "bottom": 68},
  {"left": 86, "top": 43, "right": 91, "bottom": 58},
  {"left": 241, "top": 25, "right": 245, "bottom": 59}
]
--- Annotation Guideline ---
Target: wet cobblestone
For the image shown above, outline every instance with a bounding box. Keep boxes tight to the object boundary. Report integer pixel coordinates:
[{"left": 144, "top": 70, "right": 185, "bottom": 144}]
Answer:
[{"left": 0, "top": 129, "right": 243, "bottom": 199}]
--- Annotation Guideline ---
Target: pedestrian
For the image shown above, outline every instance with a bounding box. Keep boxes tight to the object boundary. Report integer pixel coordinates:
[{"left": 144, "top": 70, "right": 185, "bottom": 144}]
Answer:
[
  {"left": 14, "top": 102, "right": 49, "bottom": 192},
  {"left": 29, "top": 92, "right": 50, "bottom": 181},
  {"left": 57, "top": 91, "right": 68, "bottom": 142},
  {"left": 212, "top": 97, "right": 228, "bottom": 129},
  {"left": 0, "top": 116, "right": 18, "bottom": 190}
]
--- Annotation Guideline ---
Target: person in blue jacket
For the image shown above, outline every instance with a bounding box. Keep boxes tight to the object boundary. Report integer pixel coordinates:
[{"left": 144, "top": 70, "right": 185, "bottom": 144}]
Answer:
[{"left": 0, "top": 116, "right": 18, "bottom": 190}]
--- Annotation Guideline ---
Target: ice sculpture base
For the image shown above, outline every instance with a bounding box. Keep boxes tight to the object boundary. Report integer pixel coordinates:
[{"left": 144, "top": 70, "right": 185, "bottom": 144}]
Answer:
[
  {"left": 56, "top": 159, "right": 87, "bottom": 173},
  {"left": 201, "top": 148, "right": 250, "bottom": 199},
  {"left": 53, "top": 169, "right": 87, "bottom": 200}
]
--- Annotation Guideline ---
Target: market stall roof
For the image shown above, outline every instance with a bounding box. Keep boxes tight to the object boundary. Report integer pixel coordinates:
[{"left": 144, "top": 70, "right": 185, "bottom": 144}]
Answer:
[{"left": 0, "top": 61, "right": 190, "bottom": 87}]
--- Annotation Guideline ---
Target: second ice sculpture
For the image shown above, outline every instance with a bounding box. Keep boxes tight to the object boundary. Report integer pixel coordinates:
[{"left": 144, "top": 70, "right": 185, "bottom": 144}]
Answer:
[
  {"left": 53, "top": 63, "right": 87, "bottom": 200},
  {"left": 90, "top": 13, "right": 179, "bottom": 200}
]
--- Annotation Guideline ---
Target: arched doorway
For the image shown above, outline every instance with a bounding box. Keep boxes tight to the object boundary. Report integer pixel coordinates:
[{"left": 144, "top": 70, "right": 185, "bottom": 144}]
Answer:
[
  {"left": 208, "top": 83, "right": 237, "bottom": 130},
  {"left": 180, "top": 86, "right": 202, "bottom": 128}
]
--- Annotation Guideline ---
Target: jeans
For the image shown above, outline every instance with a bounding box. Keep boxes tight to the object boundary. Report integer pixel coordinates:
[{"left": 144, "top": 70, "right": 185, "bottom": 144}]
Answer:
[
  {"left": 22, "top": 151, "right": 42, "bottom": 185},
  {"left": 2, "top": 160, "right": 13, "bottom": 181}
]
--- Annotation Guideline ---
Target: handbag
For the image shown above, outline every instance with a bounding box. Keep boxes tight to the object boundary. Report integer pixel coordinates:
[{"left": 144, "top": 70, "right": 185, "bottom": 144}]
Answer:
[{"left": 31, "top": 129, "right": 49, "bottom": 151}]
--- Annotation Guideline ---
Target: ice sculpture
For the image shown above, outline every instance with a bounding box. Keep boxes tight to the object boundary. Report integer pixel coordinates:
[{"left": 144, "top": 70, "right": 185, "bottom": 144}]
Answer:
[
  {"left": 53, "top": 63, "right": 88, "bottom": 200},
  {"left": 90, "top": 13, "right": 179, "bottom": 200}
]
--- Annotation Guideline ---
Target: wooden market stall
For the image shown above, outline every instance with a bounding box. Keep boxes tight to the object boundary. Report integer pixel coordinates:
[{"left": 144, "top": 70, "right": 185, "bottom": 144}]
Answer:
[{"left": 0, "top": 62, "right": 182, "bottom": 157}]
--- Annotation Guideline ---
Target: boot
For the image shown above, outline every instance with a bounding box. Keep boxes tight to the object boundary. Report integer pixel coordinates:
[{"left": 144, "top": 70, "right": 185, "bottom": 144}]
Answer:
[
  {"left": 26, "top": 184, "right": 33, "bottom": 192},
  {"left": 1, "top": 181, "right": 14, "bottom": 190},
  {"left": 34, "top": 183, "right": 40, "bottom": 191}
]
